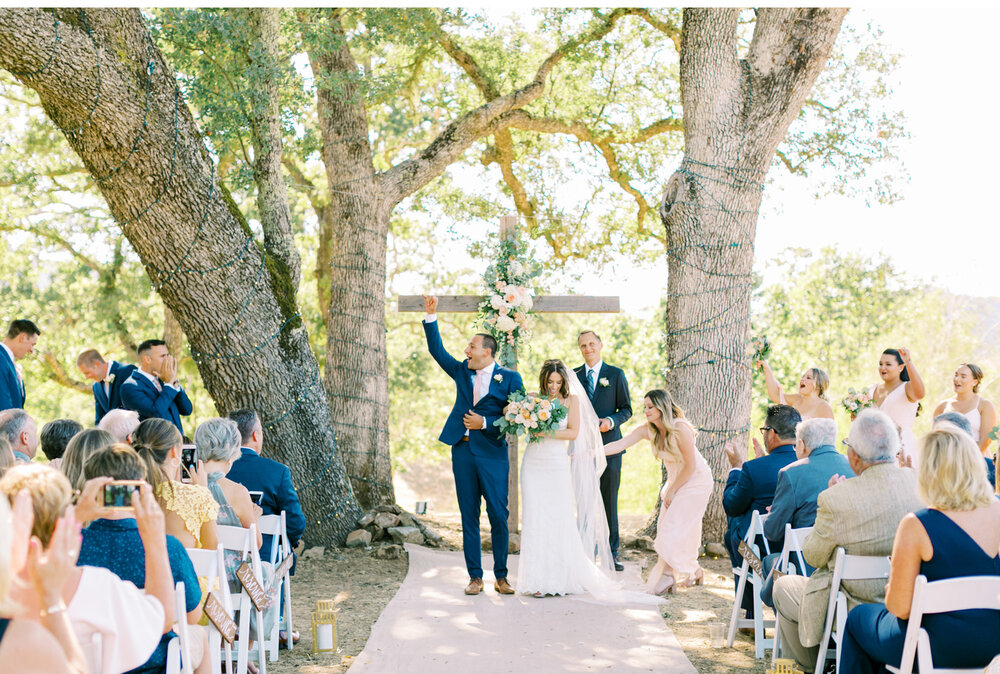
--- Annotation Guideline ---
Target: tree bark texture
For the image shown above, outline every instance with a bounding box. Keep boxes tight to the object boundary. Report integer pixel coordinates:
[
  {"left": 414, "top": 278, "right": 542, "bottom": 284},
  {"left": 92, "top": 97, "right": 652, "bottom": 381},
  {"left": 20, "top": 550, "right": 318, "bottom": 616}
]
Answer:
[
  {"left": 660, "top": 8, "right": 846, "bottom": 543},
  {"left": 0, "top": 8, "right": 362, "bottom": 543}
]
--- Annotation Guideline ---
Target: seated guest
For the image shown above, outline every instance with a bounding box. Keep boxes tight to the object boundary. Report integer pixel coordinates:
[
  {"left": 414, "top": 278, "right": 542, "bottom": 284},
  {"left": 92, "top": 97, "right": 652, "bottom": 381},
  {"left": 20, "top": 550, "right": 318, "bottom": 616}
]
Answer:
[
  {"left": 80, "top": 444, "right": 213, "bottom": 674},
  {"left": 133, "top": 418, "right": 219, "bottom": 550},
  {"left": 772, "top": 409, "right": 922, "bottom": 672},
  {"left": 0, "top": 493, "right": 87, "bottom": 673},
  {"left": 97, "top": 408, "right": 141, "bottom": 444},
  {"left": 841, "top": 427, "right": 1000, "bottom": 673},
  {"left": 120, "top": 339, "right": 193, "bottom": 436},
  {"left": 76, "top": 349, "right": 138, "bottom": 425},
  {"left": 0, "top": 463, "right": 171, "bottom": 674},
  {"left": 60, "top": 428, "right": 116, "bottom": 491},
  {"left": 226, "top": 409, "right": 306, "bottom": 561},
  {"left": 39, "top": 419, "right": 83, "bottom": 470},
  {"left": 0, "top": 409, "right": 38, "bottom": 462},
  {"left": 723, "top": 404, "right": 801, "bottom": 620},
  {"left": 195, "top": 418, "right": 263, "bottom": 550},
  {"left": 759, "top": 418, "right": 854, "bottom": 606}
]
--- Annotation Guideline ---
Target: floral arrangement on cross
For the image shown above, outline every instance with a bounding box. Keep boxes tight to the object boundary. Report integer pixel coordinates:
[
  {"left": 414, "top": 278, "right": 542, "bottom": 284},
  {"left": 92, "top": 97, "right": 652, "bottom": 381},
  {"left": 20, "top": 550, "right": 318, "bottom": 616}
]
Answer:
[{"left": 479, "top": 231, "right": 541, "bottom": 369}]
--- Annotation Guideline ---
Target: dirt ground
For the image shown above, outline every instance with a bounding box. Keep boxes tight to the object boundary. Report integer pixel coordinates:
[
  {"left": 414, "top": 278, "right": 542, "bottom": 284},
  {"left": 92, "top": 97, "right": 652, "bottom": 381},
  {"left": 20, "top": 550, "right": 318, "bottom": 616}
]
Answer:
[{"left": 266, "top": 512, "right": 770, "bottom": 674}]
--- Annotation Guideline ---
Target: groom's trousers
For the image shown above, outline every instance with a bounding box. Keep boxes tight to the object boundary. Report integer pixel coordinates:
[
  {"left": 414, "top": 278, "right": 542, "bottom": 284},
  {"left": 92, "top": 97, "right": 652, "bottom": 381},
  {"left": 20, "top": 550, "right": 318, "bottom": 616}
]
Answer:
[
  {"left": 600, "top": 452, "right": 623, "bottom": 558},
  {"left": 452, "top": 441, "right": 509, "bottom": 579}
]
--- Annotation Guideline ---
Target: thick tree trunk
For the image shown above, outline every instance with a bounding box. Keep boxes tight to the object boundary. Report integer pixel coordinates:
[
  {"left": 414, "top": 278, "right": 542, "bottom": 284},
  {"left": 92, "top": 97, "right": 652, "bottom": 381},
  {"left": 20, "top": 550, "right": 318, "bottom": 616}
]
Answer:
[
  {"left": 0, "top": 8, "right": 361, "bottom": 543},
  {"left": 307, "top": 11, "right": 394, "bottom": 508},
  {"left": 661, "top": 8, "right": 846, "bottom": 544}
]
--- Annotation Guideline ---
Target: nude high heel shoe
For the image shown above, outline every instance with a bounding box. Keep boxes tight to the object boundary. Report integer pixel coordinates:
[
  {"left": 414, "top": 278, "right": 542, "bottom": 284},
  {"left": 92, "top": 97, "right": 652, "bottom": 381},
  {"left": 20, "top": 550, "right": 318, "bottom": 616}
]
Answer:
[
  {"left": 653, "top": 574, "right": 676, "bottom": 595},
  {"left": 681, "top": 567, "right": 704, "bottom": 588}
]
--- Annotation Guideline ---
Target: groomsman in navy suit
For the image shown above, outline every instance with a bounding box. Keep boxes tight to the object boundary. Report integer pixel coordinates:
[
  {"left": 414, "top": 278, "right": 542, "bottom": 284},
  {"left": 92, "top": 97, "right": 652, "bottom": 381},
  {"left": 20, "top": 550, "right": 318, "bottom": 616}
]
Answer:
[
  {"left": 77, "top": 349, "right": 138, "bottom": 424},
  {"left": 121, "top": 339, "right": 193, "bottom": 436},
  {"left": 575, "top": 330, "right": 632, "bottom": 571},
  {"left": 0, "top": 319, "right": 40, "bottom": 412},
  {"left": 422, "top": 295, "right": 524, "bottom": 596}
]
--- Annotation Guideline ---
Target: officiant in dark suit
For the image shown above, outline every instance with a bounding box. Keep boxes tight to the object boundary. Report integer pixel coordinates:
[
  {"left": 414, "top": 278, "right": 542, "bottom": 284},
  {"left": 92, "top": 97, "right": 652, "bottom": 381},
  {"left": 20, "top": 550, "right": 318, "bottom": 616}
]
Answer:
[
  {"left": 77, "top": 348, "right": 138, "bottom": 424},
  {"left": 575, "top": 330, "right": 632, "bottom": 570}
]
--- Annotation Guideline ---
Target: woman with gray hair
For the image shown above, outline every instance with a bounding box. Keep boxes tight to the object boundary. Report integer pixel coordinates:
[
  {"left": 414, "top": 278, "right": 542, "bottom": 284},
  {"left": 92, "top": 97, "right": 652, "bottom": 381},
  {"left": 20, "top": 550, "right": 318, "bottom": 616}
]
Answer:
[{"left": 194, "top": 418, "right": 262, "bottom": 550}]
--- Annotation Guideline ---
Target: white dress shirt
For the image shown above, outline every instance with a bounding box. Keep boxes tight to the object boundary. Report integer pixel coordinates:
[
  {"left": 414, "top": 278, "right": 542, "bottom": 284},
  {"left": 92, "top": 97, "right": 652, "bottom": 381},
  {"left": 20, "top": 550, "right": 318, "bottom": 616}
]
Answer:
[
  {"left": 585, "top": 360, "right": 613, "bottom": 429},
  {"left": 426, "top": 313, "right": 491, "bottom": 431}
]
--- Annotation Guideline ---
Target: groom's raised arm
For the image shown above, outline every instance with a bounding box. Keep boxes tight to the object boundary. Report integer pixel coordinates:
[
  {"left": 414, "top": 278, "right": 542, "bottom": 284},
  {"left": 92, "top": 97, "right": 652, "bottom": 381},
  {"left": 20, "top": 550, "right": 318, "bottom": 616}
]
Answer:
[{"left": 422, "top": 295, "right": 462, "bottom": 376}]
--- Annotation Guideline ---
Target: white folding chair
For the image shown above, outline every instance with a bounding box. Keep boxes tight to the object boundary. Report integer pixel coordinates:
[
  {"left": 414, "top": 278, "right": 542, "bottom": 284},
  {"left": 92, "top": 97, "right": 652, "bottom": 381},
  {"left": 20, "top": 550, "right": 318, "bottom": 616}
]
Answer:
[
  {"left": 165, "top": 582, "right": 195, "bottom": 674},
  {"left": 886, "top": 574, "right": 1000, "bottom": 674},
  {"left": 218, "top": 524, "right": 267, "bottom": 674},
  {"left": 187, "top": 544, "right": 235, "bottom": 674},
  {"left": 257, "top": 512, "right": 294, "bottom": 657},
  {"left": 727, "top": 510, "right": 775, "bottom": 658},
  {"left": 815, "top": 547, "right": 891, "bottom": 674},
  {"left": 771, "top": 524, "right": 813, "bottom": 665}
]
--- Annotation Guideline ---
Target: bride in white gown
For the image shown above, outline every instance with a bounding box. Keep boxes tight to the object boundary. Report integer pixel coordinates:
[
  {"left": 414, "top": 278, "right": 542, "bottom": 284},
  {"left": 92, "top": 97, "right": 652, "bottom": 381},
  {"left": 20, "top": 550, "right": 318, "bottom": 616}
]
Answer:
[{"left": 516, "top": 359, "right": 659, "bottom": 604}]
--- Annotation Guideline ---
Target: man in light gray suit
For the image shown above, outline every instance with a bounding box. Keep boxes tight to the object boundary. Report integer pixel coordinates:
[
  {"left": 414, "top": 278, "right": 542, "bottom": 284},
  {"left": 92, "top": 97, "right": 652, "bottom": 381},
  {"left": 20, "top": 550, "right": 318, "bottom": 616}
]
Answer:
[{"left": 772, "top": 409, "right": 923, "bottom": 672}]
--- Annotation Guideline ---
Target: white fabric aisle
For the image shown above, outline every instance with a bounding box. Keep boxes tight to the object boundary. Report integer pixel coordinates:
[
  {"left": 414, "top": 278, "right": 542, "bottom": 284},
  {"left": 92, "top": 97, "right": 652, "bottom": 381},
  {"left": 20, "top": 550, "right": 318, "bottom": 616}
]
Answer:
[{"left": 348, "top": 544, "right": 697, "bottom": 673}]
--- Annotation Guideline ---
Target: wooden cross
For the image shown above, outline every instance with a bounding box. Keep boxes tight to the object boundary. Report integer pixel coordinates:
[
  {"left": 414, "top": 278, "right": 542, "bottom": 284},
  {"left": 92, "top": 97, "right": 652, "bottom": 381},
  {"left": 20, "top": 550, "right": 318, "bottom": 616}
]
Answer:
[{"left": 398, "top": 215, "right": 621, "bottom": 531}]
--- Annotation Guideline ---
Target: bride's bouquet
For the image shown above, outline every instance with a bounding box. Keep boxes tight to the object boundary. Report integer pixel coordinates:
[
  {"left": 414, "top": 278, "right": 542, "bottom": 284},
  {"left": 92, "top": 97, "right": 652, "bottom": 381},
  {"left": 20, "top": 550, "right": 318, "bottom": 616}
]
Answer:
[
  {"left": 494, "top": 390, "right": 568, "bottom": 442},
  {"left": 841, "top": 387, "right": 874, "bottom": 419}
]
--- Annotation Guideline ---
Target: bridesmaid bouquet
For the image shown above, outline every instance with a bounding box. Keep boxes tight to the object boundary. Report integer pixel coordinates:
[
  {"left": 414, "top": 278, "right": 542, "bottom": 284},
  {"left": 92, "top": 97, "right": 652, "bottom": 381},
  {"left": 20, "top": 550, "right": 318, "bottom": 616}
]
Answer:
[
  {"left": 841, "top": 388, "right": 874, "bottom": 419},
  {"left": 494, "top": 390, "right": 568, "bottom": 442},
  {"left": 749, "top": 334, "right": 771, "bottom": 363}
]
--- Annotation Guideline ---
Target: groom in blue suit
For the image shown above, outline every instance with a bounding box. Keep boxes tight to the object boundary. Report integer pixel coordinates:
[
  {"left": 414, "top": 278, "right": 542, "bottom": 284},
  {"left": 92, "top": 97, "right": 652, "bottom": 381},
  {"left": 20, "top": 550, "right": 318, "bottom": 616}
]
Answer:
[
  {"left": 422, "top": 295, "right": 524, "bottom": 596},
  {"left": 121, "top": 339, "right": 193, "bottom": 436},
  {"left": 0, "top": 319, "right": 41, "bottom": 412}
]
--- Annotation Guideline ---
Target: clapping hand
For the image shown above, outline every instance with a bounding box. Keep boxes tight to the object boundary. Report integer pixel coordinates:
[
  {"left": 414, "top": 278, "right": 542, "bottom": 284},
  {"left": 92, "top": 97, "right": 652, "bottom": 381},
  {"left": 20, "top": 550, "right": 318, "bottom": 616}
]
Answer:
[
  {"left": 724, "top": 441, "right": 746, "bottom": 469},
  {"left": 828, "top": 473, "right": 848, "bottom": 488},
  {"left": 752, "top": 436, "right": 767, "bottom": 457},
  {"left": 422, "top": 295, "right": 438, "bottom": 315},
  {"left": 9, "top": 490, "right": 34, "bottom": 575},
  {"left": 27, "top": 507, "right": 82, "bottom": 608},
  {"left": 898, "top": 452, "right": 913, "bottom": 469}
]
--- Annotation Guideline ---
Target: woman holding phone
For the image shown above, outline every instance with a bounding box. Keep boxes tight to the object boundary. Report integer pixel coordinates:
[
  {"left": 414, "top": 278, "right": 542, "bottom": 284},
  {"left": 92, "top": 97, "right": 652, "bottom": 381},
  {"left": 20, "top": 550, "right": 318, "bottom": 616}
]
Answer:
[{"left": 132, "top": 418, "right": 219, "bottom": 550}]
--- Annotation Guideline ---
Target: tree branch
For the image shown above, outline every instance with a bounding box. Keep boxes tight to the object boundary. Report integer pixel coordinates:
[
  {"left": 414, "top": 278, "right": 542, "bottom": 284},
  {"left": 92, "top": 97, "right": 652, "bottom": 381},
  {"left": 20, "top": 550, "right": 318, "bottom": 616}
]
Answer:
[
  {"left": 630, "top": 8, "right": 682, "bottom": 53},
  {"left": 0, "top": 221, "right": 102, "bottom": 270},
  {"left": 40, "top": 351, "right": 91, "bottom": 394}
]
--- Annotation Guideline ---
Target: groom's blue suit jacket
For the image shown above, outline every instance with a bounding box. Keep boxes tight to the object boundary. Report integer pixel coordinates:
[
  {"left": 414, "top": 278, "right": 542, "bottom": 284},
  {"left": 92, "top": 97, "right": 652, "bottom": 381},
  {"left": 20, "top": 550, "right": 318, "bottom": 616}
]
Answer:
[
  {"left": 0, "top": 347, "right": 24, "bottom": 412},
  {"left": 423, "top": 320, "right": 523, "bottom": 456}
]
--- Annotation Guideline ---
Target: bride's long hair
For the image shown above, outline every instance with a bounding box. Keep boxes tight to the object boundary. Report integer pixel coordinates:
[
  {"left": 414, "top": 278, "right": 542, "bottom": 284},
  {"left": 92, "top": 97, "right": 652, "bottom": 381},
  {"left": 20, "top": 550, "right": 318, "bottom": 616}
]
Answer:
[
  {"left": 645, "top": 389, "right": 687, "bottom": 463},
  {"left": 538, "top": 359, "right": 571, "bottom": 399}
]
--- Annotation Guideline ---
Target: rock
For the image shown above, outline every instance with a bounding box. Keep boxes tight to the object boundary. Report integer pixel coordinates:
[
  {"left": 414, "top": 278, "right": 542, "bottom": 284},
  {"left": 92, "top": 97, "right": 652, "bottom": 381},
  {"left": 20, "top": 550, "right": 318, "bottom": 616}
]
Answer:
[
  {"left": 419, "top": 524, "right": 443, "bottom": 547},
  {"left": 371, "top": 544, "right": 406, "bottom": 560},
  {"left": 374, "top": 512, "right": 401, "bottom": 529},
  {"left": 357, "top": 511, "right": 377, "bottom": 528},
  {"left": 637, "top": 535, "right": 656, "bottom": 551},
  {"left": 388, "top": 526, "right": 424, "bottom": 545},
  {"left": 345, "top": 529, "right": 372, "bottom": 548},
  {"left": 508, "top": 533, "right": 520, "bottom": 554},
  {"left": 621, "top": 533, "right": 640, "bottom": 549},
  {"left": 706, "top": 542, "right": 728, "bottom": 558},
  {"left": 302, "top": 546, "right": 326, "bottom": 559},
  {"left": 375, "top": 504, "right": 403, "bottom": 514},
  {"left": 398, "top": 511, "right": 415, "bottom": 528}
]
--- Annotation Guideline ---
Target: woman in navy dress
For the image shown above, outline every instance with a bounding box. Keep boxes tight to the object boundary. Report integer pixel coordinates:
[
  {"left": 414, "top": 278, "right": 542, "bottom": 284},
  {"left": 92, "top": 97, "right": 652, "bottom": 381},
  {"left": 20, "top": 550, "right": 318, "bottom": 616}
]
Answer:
[{"left": 841, "top": 427, "right": 1000, "bottom": 673}]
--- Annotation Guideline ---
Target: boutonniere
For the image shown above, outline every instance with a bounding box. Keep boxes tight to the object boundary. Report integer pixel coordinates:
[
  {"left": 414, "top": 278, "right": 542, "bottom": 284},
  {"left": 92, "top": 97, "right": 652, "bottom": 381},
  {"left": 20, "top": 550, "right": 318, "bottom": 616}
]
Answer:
[
  {"left": 493, "top": 373, "right": 503, "bottom": 383},
  {"left": 599, "top": 377, "right": 610, "bottom": 387}
]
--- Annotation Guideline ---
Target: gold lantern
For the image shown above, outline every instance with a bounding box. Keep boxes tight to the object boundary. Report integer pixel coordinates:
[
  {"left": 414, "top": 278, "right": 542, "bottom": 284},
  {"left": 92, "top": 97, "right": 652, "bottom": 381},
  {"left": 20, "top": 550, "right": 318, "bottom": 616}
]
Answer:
[{"left": 311, "top": 600, "right": 338, "bottom": 654}]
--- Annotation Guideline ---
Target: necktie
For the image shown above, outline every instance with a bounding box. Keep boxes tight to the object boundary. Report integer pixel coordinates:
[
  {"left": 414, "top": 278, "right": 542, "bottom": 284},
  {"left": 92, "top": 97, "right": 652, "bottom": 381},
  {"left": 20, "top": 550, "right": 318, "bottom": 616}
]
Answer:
[
  {"left": 586, "top": 369, "right": 596, "bottom": 398},
  {"left": 154, "top": 377, "right": 163, "bottom": 393},
  {"left": 473, "top": 370, "right": 484, "bottom": 405}
]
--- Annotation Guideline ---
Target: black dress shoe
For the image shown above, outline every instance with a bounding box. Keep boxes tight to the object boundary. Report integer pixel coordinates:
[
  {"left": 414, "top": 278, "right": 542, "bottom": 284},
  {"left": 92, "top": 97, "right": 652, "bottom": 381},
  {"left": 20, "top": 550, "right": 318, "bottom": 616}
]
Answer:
[{"left": 614, "top": 560, "right": 625, "bottom": 572}]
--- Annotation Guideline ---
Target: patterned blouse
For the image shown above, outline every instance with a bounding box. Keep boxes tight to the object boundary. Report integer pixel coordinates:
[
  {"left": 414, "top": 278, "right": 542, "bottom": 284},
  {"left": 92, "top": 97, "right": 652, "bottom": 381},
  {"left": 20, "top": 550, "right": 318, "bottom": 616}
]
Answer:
[{"left": 156, "top": 480, "right": 219, "bottom": 548}]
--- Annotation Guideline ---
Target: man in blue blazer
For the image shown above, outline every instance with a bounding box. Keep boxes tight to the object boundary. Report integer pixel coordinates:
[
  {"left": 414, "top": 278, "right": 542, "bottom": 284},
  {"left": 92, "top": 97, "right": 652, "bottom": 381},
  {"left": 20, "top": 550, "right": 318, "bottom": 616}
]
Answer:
[
  {"left": 724, "top": 404, "right": 801, "bottom": 619},
  {"left": 77, "top": 348, "right": 138, "bottom": 425},
  {"left": 225, "top": 409, "right": 306, "bottom": 563},
  {"left": 0, "top": 319, "right": 40, "bottom": 412},
  {"left": 120, "top": 339, "right": 193, "bottom": 436},
  {"left": 423, "top": 295, "right": 524, "bottom": 596},
  {"left": 575, "top": 330, "right": 632, "bottom": 570}
]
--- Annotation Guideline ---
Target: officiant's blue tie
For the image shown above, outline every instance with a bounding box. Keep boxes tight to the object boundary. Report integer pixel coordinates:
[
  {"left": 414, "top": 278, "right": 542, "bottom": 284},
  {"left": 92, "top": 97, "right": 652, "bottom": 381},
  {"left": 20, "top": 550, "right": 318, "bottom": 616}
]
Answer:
[{"left": 586, "top": 369, "right": 596, "bottom": 399}]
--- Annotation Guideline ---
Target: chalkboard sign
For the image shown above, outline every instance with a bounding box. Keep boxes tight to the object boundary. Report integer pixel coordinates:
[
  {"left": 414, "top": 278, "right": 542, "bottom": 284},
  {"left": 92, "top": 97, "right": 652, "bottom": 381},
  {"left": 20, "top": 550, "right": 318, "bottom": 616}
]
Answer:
[
  {"left": 236, "top": 561, "right": 269, "bottom": 612},
  {"left": 738, "top": 540, "right": 764, "bottom": 577},
  {"left": 274, "top": 553, "right": 294, "bottom": 582},
  {"left": 203, "top": 592, "right": 237, "bottom": 645}
]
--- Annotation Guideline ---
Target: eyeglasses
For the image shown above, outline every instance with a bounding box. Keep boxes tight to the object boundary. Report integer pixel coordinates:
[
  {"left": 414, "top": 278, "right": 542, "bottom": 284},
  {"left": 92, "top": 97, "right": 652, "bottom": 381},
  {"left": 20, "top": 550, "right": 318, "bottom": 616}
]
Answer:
[{"left": 759, "top": 426, "right": 772, "bottom": 434}]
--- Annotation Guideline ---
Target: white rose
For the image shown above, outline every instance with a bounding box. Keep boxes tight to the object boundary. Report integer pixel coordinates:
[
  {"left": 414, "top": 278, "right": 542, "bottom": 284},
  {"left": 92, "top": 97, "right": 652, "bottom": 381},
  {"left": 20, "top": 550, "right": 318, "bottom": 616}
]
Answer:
[
  {"left": 490, "top": 295, "right": 505, "bottom": 310},
  {"left": 519, "top": 292, "right": 533, "bottom": 310},
  {"left": 509, "top": 261, "right": 524, "bottom": 277},
  {"left": 496, "top": 315, "right": 517, "bottom": 332}
]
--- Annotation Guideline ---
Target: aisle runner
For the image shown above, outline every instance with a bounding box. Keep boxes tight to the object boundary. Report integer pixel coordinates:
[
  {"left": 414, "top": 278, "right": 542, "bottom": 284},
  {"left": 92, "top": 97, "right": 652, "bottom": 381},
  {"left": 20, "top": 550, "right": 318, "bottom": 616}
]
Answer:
[{"left": 348, "top": 544, "right": 697, "bottom": 673}]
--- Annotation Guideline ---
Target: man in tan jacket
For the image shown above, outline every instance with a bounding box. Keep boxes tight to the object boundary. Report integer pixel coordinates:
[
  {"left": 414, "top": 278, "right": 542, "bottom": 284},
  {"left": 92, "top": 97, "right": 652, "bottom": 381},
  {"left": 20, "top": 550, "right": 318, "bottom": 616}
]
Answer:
[{"left": 772, "top": 409, "right": 923, "bottom": 672}]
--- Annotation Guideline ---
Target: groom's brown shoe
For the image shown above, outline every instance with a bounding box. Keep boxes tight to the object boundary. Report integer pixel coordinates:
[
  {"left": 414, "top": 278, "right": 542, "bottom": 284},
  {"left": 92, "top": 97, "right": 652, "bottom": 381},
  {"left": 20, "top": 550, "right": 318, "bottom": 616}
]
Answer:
[
  {"left": 494, "top": 578, "right": 515, "bottom": 595},
  {"left": 464, "top": 578, "right": 484, "bottom": 595}
]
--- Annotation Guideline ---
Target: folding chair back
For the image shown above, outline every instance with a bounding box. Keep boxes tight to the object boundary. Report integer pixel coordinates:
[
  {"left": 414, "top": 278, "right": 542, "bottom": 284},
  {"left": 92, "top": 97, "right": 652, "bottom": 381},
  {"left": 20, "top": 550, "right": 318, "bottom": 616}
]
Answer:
[
  {"left": 815, "top": 547, "right": 891, "bottom": 674},
  {"left": 164, "top": 582, "right": 194, "bottom": 674},
  {"left": 218, "top": 524, "right": 268, "bottom": 674},
  {"left": 771, "top": 524, "right": 814, "bottom": 664},
  {"left": 187, "top": 544, "right": 235, "bottom": 674},
  {"left": 257, "top": 512, "right": 295, "bottom": 654},
  {"left": 889, "top": 574, "right": 1000, "bottom": 674},
  {"left": 727, "top": 510, "right": 775, "bottom": 658}
]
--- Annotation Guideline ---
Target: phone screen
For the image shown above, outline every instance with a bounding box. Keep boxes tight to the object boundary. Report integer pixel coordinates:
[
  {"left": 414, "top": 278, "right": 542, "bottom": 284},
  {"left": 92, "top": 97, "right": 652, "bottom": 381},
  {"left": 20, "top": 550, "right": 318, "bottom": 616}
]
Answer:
[
  {"left": 103, "top": 481, "right": 141, "bottom": 509},
  {"left": 180, "top": 444, "right": 197, "bottom": 483}
]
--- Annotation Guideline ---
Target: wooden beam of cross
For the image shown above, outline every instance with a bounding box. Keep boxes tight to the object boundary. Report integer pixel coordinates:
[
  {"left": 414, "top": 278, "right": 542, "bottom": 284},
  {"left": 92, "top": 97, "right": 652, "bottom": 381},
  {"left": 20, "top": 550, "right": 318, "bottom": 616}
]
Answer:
[{"left": 398, "top": 215, "right": 620, "bottom": 533}]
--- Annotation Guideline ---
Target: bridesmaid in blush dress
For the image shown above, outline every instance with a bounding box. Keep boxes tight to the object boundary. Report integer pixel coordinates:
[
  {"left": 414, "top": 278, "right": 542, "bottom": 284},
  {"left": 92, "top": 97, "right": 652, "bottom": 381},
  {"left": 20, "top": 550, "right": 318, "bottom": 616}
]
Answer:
[
  {"left": 870, "top": 347, "right": 925, "bottom": 469},
  {"left": 605, "top": 389, "right": 714, "bottom": 594}
]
